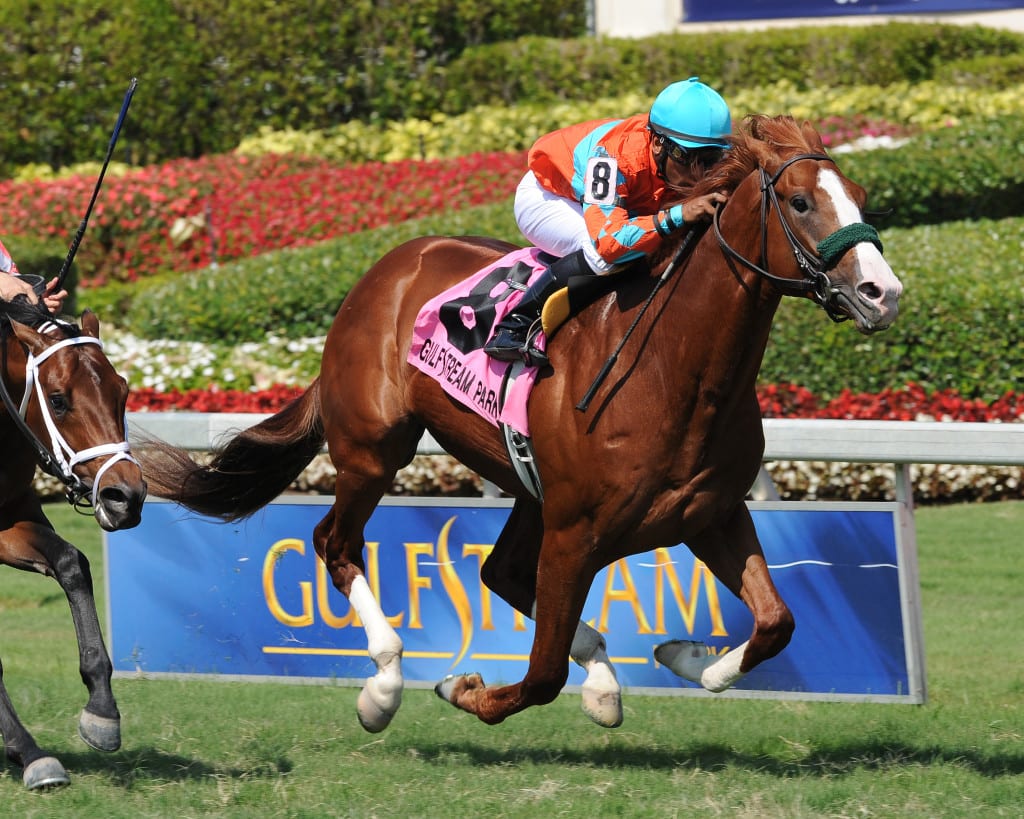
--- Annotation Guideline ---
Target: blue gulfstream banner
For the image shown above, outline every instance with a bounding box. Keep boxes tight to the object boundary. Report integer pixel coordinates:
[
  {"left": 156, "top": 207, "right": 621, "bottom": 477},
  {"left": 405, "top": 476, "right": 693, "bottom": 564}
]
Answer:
[
  {"left": 684, "top": 0, "right": 1023, "bottom": 23},
  {"left": 105, "top": 498, "right": 924, "bottom": 702}
]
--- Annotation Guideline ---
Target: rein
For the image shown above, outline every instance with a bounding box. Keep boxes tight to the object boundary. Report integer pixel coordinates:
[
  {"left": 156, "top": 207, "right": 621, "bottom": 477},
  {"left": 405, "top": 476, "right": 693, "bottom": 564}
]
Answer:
[
  {"left": 713, "top": 152, "right": 883, "bottom": 322},
  {"left": 0, "top": 322, "right": 137, "bottom": 512}
]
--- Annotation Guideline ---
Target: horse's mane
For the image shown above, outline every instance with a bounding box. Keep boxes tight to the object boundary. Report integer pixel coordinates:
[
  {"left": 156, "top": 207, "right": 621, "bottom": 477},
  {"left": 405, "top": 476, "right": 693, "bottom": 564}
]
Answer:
[
  {"left": 0, "top": 296, "right": 79, "bottom": 339},
  {"left": 643, "top": 115, "right": 827, "bottom": 272},
  {"left": 690, "top": 114, "right": 827, "bottom": 199}
]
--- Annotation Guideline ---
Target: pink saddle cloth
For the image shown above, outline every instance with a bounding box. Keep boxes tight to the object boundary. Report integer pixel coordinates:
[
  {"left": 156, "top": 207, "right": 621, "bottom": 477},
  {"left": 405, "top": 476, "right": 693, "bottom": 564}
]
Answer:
[{"left": 407, "top": 247, "right": 552, "bottom": 437}]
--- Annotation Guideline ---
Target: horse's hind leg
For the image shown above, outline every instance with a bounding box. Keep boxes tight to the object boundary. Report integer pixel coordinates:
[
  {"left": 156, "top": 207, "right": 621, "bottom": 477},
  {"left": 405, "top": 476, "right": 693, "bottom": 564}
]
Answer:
[
  {"left": 655, "top": 502, "right": 794, "bottom": 691},
  {"left": 313, "top": 450, "right": 408, "bottom": 733},
  {"left": 0, "top": 659, "right": 70, "bottom": 789},
  {"left": 477, "top": 501, "right": 622, "bottom": 727}
]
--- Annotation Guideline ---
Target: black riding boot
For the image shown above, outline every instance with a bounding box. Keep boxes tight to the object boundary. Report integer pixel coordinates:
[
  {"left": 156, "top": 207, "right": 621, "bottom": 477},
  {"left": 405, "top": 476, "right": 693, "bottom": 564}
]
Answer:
[{"left": 484, "top": 249, "right": 590, "bottom": 366}]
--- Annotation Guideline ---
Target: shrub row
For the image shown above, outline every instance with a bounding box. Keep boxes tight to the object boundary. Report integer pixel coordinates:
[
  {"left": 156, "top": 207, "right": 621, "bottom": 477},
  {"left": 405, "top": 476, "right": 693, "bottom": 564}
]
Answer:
[
  {"left": 229, "top": 79, "right": 1024, "bottom": 166},
  {"left": 2, "top": 13, "right": 1021, "bottom": 177},
  {"left": 0, "top": 0, "right": 584, "bottom": 178},
  {"left": 8, "top": 100, "right": 1020, "bottom": 290},
  {"left": 440, "top": 23, "right": 1024, "bottom": 111},
  {"left": 125, "top": 382, "right": 1023, "bottom": 423},
  {"left": 762, "top": 216, "right": 1024, "bottom": 401},
  {"left": 85, "top": 210, "right": 1024, "bottom": 404},
  {"left": 840, "top": 116, "right": 1024, "bottom": 228}
]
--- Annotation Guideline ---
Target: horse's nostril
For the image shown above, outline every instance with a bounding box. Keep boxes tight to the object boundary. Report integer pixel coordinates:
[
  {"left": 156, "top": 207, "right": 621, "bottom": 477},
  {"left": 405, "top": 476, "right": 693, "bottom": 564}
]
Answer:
[
  {"left": 858, "top": 282, "right": 882, "bottom": 301},
  {"left": 99, "top": 486, "right": 128, "bottom": 509}
]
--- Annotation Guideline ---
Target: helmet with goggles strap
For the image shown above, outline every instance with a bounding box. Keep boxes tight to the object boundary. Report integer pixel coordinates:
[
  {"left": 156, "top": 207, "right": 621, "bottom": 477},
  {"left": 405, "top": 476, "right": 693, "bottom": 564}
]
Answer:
[{"left": 649, "top": 76, "right": 731, "bottom": 150}]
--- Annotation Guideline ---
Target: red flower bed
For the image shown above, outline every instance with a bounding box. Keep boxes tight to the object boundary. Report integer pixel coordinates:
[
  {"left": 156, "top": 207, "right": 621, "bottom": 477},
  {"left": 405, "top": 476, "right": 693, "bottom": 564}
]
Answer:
[
  {"left": 0, "top": 151, "right": 527, "bottom": 286},
  {"left": 0, "top": 116, "right": 910, "bottom": 287},
  {"left": 759, "top": 382, "right": 1024, "bottom": 422},
  {"left": 127, "top": 384, "right": 305, "bottom": 413},
  {"left": 129, "top": 381, "right": 1024, "bottom": 423}
]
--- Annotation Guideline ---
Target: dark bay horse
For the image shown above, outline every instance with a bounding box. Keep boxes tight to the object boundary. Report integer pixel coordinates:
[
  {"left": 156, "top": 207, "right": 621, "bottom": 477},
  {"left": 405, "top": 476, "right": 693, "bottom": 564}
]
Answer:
[
  {"left": 1, "top": 301, "right": 147, "bottom": 789},
  {"left": 139, "top": 115, "right": 902, "bottom": 732}
]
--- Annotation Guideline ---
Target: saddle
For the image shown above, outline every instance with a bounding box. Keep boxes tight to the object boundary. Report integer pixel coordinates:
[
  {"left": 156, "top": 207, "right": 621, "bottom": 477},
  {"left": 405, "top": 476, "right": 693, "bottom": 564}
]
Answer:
[{"left": 407, "top": 247, "right": 631, "bottom": 499}]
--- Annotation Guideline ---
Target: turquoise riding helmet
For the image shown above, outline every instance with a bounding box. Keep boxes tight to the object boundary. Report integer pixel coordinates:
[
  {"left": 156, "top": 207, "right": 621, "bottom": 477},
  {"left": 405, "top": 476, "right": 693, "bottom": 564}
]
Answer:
[{"left": 649, "top": 77, "right": 732, "bottom": 150}]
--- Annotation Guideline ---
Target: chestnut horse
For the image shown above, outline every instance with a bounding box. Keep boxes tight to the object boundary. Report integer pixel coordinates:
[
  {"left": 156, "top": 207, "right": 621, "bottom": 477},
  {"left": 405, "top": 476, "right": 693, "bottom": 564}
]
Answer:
[
  {"left": 139, "top": 115, "right": 901, "bottom": 733},
  {"left": 1, "top": 301, "right": 147, "bottom": 789}
]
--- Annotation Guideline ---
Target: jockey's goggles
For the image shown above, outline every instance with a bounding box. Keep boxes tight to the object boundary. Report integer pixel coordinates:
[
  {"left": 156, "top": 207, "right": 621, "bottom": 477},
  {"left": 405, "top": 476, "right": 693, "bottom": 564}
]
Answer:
[{"left": 664, "top": 141, "right": 724, "bottom": 170}]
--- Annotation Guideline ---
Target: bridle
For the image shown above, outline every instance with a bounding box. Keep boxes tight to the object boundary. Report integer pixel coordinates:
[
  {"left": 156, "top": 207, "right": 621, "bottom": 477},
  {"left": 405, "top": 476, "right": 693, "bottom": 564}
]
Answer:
[
  {"left": 1, "top": 321, "right": 137, "bottom": 512},
  {"left": 713, "top": 152, "right": 883, "bottom": 323}
]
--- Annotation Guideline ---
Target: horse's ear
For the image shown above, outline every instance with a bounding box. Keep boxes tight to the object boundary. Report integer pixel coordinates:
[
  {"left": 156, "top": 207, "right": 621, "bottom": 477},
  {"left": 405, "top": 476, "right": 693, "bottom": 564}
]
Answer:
[
  {"left": 801, "top": 119, "right": 826, "bottom": 152},
  {"left": 8, "top": 319, "right": 49, "bottom": 356},
  {"left": 81, "top": 309, "right": 100, "bottom": 339}
]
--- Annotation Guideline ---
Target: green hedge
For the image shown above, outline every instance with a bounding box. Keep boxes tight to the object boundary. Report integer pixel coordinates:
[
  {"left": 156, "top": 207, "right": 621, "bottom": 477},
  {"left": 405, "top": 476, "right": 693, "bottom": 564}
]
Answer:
[
  {"left": 2, "top": 12, "right": 1021, "bottom": 178},
  {"left": 0, "top": 0, "right": 585, "bottom": 177},
  {"left": 84, "top": 205, "right": 1024, "bottom": 403},
  {"left": 838, "top": 116, "right": 1024, "bottom": 228},
  {"left": 439, "top": 22, "right": 1023, "bottom": 110},
  {"left": 762, "top": 217, "right": 1024, "bottom": 401},
  {"left": 936, "top": 52, "right": 1024, "bottom": 87}
]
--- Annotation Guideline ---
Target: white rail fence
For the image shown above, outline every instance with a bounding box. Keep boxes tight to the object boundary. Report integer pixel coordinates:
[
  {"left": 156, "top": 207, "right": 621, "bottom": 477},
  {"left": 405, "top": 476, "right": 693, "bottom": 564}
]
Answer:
[{"left": 126, "top": 413, "right": 1024, "bottom": 505}]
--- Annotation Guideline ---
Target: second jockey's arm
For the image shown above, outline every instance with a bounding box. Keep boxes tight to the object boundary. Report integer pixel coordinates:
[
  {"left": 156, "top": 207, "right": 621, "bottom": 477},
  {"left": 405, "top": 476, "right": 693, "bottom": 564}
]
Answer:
[
  {"left": 0, "top": 273, "right": 39, "bottom": 303},
  {"left": 41, "top": 277, "right": 69, "bottom": 314}
]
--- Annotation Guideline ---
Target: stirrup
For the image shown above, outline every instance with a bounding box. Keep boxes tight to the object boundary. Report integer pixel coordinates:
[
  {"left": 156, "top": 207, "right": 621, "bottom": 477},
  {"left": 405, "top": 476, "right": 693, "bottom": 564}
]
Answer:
[
  {"left": 483, "top": 329, "right": 528, "bottom": 362},
  {"left": 484, "top": 323, "right": 549, "bottom": 368}
]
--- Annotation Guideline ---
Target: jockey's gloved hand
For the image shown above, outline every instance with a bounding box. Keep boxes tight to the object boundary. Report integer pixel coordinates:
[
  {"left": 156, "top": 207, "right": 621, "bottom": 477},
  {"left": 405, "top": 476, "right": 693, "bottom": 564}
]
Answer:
[{"left": 16, "top": 273, "right": 47, "bottom": 295}]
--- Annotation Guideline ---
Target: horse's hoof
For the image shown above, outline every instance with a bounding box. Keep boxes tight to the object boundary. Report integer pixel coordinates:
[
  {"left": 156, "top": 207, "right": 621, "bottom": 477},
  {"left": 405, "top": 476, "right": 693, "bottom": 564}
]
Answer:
[
  {"left": 78, "top": 710, "right": 122, "bottom": 752},
  {"left": 434, "top": 672, "right": 484, "bottom": 706},
  {"left": 581, "top": 689, "right": 623, "bottom": 728},
  {"left": 434, "top": 674, "right": 459, "bottom": 703},
  {"left": 23, "top": 757, "right": 70, "bottom": 790},
  {"left": 654, "top": 639, "right": 710, "bottom": 684},
  {"left": 356, "top": 676, "right": 402, "bottom": 734}
]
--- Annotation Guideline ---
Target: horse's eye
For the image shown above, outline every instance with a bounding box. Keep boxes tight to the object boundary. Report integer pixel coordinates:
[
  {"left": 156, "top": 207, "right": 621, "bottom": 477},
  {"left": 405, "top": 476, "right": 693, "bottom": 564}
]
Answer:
[
  {"left": 48, "top": 392, "right": 70, "bottom": 416},
  {"left": 790, "top": 195, "right": 810, "bottom": 213}
]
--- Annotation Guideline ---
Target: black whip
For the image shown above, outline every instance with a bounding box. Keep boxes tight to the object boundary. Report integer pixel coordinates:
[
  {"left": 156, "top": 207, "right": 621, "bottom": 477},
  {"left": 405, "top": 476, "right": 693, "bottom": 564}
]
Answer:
[{"left": 53, "top": 77, "right": 138, "bottom": 293}]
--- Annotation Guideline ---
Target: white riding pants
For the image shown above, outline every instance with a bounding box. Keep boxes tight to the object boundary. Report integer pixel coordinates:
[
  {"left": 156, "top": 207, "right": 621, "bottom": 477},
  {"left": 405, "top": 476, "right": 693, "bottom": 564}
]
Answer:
[{"left": 513, "top": 172, "right": 615, "bottom": 274}]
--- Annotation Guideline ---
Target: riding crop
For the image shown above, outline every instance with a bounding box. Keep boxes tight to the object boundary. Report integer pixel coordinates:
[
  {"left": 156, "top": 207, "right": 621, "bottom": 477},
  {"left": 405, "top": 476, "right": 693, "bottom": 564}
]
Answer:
[{"left": 52, "top": 77, "right": 138, "bottom": 294}]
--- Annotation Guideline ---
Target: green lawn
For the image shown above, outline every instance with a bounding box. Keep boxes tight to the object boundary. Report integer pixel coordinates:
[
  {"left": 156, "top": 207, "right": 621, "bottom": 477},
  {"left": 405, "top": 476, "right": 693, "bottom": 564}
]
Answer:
[{"left": 1, "top": 501, "right": 1021, "bottom": 817}]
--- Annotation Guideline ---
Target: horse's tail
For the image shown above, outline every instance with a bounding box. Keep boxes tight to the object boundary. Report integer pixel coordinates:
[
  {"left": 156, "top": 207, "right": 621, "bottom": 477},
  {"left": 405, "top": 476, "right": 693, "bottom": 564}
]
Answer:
[{"left": 137, "top": 379, "right": 325, "bottom": 521}]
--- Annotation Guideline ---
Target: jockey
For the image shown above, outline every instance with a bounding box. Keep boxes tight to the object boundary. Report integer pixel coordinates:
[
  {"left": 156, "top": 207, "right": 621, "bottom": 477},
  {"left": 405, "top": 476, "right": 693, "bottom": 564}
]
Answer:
[
  {"left": 485, "top": 77, "right": 732, "bottom": 364},
  {"left": 0, "top": 237, "right": 68, "bottom": 313}
]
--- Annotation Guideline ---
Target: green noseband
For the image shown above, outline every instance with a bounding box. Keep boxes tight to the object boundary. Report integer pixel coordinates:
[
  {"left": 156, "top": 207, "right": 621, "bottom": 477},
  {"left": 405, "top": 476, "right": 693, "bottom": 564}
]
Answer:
[{"left": 817, "top": 222, "right": 883, "bottom": 271}]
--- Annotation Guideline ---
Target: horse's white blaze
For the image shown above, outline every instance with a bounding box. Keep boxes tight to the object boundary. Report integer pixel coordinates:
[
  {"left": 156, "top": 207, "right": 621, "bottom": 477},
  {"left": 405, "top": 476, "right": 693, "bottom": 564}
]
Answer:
[
  {"left": 818, "top": 168, "right": 903, "bottom": 308},
  {"left": 350, "top": 574, "right": 404, "bottom": 732}
]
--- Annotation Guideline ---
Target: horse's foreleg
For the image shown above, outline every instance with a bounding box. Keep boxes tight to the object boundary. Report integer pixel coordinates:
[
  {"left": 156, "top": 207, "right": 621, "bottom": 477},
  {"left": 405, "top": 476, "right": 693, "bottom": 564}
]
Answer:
[
  {"left": 8, "top": 523, "right": 120, "bottom": 752},
  {"left": 655, "top": 503, "right": 793, "bottom": 692},
  {"left": 477, "top": 501, "right": 622, "bottom": 727},
  {"left": 437, "top": 526, "right": 594, "bottom": 724},
  {"left": 0, "top": 659, "right": 70, "bottom": 789}
]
